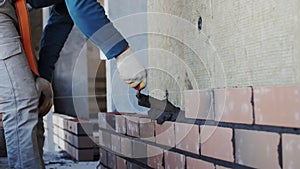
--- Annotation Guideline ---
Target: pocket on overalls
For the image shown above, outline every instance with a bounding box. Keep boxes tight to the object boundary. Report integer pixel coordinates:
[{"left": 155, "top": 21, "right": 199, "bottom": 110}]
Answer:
[{"left": 0, "top": 41, "right": 22, "bottom": 60}]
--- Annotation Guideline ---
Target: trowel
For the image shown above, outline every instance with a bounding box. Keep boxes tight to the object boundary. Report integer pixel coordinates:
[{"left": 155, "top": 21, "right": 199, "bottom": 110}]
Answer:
[{"left": 136, "top": 90, "right": 181, "bottom": 124}]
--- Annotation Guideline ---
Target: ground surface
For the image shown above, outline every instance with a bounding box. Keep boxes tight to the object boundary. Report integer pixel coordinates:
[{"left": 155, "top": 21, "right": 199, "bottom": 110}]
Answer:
[{"left": 0, "top": 150, "right": 99, "bottom": 169}]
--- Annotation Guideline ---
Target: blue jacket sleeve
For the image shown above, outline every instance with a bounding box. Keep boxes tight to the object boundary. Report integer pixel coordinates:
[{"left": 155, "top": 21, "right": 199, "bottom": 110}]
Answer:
[
  {"left": 27, "top": 0, "right": 64, "bottom": 8},
  {"left": 38, "top": 3, "right": 74, "bottom": 82},
  {"left": 65, "top": 0, "right": 128, "bottom": 59}
]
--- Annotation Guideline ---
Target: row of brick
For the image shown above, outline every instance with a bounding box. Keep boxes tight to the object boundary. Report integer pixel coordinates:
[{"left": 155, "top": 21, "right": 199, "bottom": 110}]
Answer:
[
  {"left": 184, "top": 86, "right": 300, "bottom": 128},
  {"left": 52, "top": 113, "right": 99, "bottom": 161},
  {"left": 98, "top": 112, "right": 300, "bottom": 169},
  {"left": 99, "top": 146, "right": 233, "bottom": 169}
]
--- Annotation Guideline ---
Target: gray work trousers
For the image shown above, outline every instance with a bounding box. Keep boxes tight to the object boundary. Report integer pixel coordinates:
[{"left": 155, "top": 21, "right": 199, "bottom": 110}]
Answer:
[{"left": 0, "top": 0, "right": 45, "bottom": 168}]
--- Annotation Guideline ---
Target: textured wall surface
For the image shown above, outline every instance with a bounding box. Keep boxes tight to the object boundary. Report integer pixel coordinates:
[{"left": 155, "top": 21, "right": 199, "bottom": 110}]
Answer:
[{"left": 148, "top": 0, "right": 300, "bottom": 108}]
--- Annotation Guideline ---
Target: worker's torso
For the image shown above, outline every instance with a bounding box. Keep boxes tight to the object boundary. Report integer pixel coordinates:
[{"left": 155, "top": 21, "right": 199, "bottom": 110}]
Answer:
[{"left": 0, "top": 0, "right": 18, "bottom": 23}]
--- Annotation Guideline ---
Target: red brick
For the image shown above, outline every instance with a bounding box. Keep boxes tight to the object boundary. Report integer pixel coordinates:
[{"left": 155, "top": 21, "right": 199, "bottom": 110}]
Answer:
[
  {"left": 147, "top": 145, "right": 164, "bottom": 169},
  {"left": 254, "top": 86, "right": 300, "bottom": 128},
  {"left": 65, "top": 142, "right": 95, "bottom": 161},
  {"left": 99, "top": 147, "right": 108, "bottom": 166},
  {"left": 175, "top": 123, "right": 199, "bottom": 154},
  {"left": 53, "top": 125, "right": 65, "bottom": 140},
  {"left": 164, "top": 151, "right": 185, "bottom": 169},
  {"left": 184, "top": 90, "right": 214, "bottom": 120},
  {"left": 121, "top": 137, "right": 133, "bottom": 158},
  {"left": 115, "top": 115, "right": 126, "bottom": 134},
  {"left": 127, "top": 162, "right": 144, "bottom": 169},
  {"left": 64, "top": 131, "right": 95, "bottom": 148},
  {"left": 156, "top": 121, "right": 175, "bottom": 147},
  {"left": 139, "top": 118, "right": 155, "bottom": 142},
  {"left": 200, "top": 126, "right": 234, "bottom": 162},
  {"left": 111, "top": 134, "right": 121, "bottom": 154},
  {"left": 106, "top": 113, "right": 116, "bottom": 131},
  {"left": 107, "top": 151, "right": 117, "bottom": 169},
  {"left": 126, "top": 115, "right": 140, "bottom": 137},
  {"left": 99, "top": 130, "right": 111, "bottom": 149},
  {"left": 132, "top": 140, "right": 147, "bottom": 164},
  {"left": 214, "top": 88, "right": 253, "bottom": 124},
  {"left": 67, "top": 119, "right": 93, "bottom": 135},
  {"left": 92, "top": 131, "right": 99, "bottom": 145},
  {"left": 116, "top": 156, "right": 127, "bottom": 169},
  {"left": 186, "top": 157, "right": 215, "bottom": 169},
  {"left": 98, "top": 113, "right": 107, "bottom": 129},
  {"left": 53, "top": 134, "right": 67, "bottom": 150},
  {"left": 99, "top": 130, "right": 104, "bottom": 147},
  {"left": 282, "top": 134, "right": 300, "bottom": 169},
  {"left": 53, "top": 113, "right": 73, "bottom": 129},
  {"left": 235, "top": 129, "right": 280, "bottom": 169}
]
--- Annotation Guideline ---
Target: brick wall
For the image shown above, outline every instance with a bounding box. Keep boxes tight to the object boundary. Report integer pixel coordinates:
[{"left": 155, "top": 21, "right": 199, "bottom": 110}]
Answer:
[
  {"left": 147, "top": 0, "right": 300, "bottom": 109},
  {"left": 51, "top": 113, "right": 99, "bottom": 161},
  {"left": 98, "top": 85, "right": 300, "bottom": 169}
]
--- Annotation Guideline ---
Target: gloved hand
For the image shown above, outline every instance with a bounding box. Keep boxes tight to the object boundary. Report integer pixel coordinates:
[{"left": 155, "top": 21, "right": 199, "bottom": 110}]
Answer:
[
  {"left": 116, "top": 47, "right": 147, "bottom": 90},
  {"left": 35, "top": 77, "right": 53, "bottom": 117}
]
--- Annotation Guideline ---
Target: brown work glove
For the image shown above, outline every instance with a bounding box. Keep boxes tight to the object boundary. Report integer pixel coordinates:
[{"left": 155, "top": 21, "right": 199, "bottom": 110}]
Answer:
[
  {"left": 35, "top": 77, "right": 53, "bottom": 117},
  {"left": 116, "top": 47, "right": 147, "bottom": 90}
]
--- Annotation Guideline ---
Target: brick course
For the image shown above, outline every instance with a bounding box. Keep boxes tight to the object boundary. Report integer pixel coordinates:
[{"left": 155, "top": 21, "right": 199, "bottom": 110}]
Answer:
[
  {"left": 147, "top": 144, "right": 164, "bottom": 169},
  {"left": 254, "top": 86, "right": 300, "bottom": 128},
  {"left": 200, "top": 126, "right": 234, "bottom": 162},
  {"left": 214, "top": 88, "right": 253, "bottom": 124},
  {"left": 164, "top": 151, "right": 185, "bottom": 169},
  {"left": 175, "top": 122, "right": 199, "bottom": 154},
  {"left": 186, "top": 157, "right": 215, "bottom": 169},
  {"left": 156, "top": 121, "right": 175, "bottom": 147},
  {"left": 235, "top": 129, "right": 280, "bottom": 169},
  {"left": 184, "top": 90, "right": 214, "bottom": 120},
  {"left": 98, "top": 84, "right": 300, "bottom": 169},
  {"left": 282, "top": 134, "right": 300, "bottom": 169}
]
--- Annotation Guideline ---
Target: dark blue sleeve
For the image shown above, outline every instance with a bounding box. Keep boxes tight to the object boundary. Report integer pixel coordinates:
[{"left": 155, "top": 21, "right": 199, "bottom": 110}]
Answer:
[
  {"left": 38, "top": 3, "right": 74, "bottom": 82},
  {"left": 65, "top": 0, "right": 128, "bottom": 59},
  {"left": 27, "top": 0, "right": 64, "bottom": 8}
]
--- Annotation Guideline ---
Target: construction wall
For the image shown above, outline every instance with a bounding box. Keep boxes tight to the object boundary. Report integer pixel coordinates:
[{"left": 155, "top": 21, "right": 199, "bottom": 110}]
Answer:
[
  {"left": 148, "top": 0, "right": 300, "bottom": 108},
  {"left": 98, "top": 0, "right": 300, "bottom": 169}
]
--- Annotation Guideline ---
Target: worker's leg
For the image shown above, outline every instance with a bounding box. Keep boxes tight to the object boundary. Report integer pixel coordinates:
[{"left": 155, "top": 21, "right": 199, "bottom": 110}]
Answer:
[
  {"left": 0, "top": 8, "right": 44, "bottom": 169},
  {"left": 37, "top": 117, "right": 45, "bottom": 165},
  {"left": 64, "top": 0, "right": 128, "bottom": 59}
]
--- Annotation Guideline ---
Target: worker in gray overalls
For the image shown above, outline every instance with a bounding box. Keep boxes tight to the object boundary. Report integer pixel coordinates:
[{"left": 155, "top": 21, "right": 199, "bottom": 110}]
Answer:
[
  {"left": 0, "top": 0, "right": 147, "bottom": 168},
  {"left": 0, "top": 0, "right": 51, "bottom": 168}
]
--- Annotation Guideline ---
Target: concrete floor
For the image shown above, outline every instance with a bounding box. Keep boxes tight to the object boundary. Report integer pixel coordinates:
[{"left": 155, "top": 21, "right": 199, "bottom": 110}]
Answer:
[
  {"left": 0, "top": 149, "right": 99, "bottom": 169},
  {"left": 0, "top": 113, "right": 99, "bottom": 169},
  {"left": 1, "top": 133, "right": 98, "bottom": 169}
]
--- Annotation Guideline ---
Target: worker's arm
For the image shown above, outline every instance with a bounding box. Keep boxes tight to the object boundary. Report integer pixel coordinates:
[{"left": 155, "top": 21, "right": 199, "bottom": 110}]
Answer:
[
  {"left": 64, "top": 0, "right": 146, "bottom": 89},
  {"left": 38, "top": 0, "right": 146, "bottom": 90},
  {"left": 27, "top": 0, "right": 64, "bottom": 8},
  {"left": 38, "top": 3, "right": 74, "bottom": 82},
  {"left": 34, "top": 3, "right": 73, "bottom": 116},
  {"left": 64, "top": 0, "right": 128, "bottom": 59}
]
